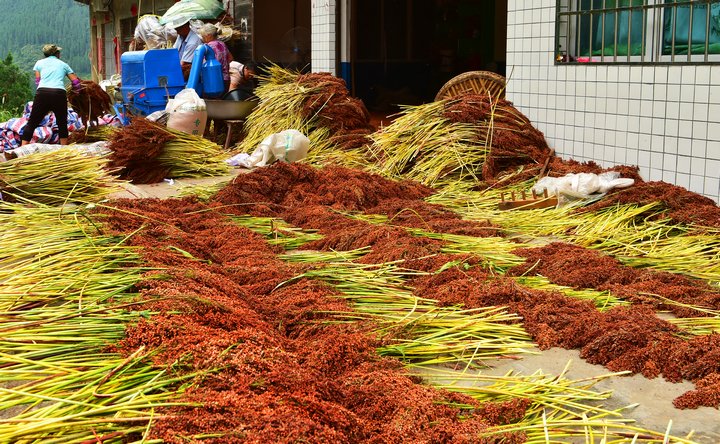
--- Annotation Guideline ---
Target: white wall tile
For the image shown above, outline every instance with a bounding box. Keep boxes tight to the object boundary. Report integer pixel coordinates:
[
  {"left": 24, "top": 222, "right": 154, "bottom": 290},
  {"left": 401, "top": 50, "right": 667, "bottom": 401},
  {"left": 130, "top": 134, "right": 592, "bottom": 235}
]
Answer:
[
  {"left": 708, "top": 141, "right": 720, "bottom": 159},
  {"left": 668, "top": 66, "right": 683, "bottom": 84},
  {"left": 666, "top": 85, "right": 681, "bottom": 102},
  {"left": 693, "top": 121, "right": 708, "bottom": 141},
  {"left": 614, "top": 147, "right": 626, "bottom": 163},
  {"left": 706, "top": 159, "right": 720, "bottom": 176},
  {"left": 689, "top": 175, "right": 705, "bottom": 194},
  {"left": 692, "top": 140, "right": 707, "bottom": 158},
  {"left": 705, "top": 177, "right": 720, "bottom": 196},
  {"left": 709, "top": 86, "right": 720, "bottom": 104},
  {"left": 708, "top": 122, "right": 720, "bottom": 140},
  {"left": 626, "top": 149, "right": 639, "bottom": 166},
  {"left": 505, "top": 0, "right": 719, "bottom": 202},
  {"left": 682, "top": 66, "right": 696, "bottom": 84},
  {"left": 691, "top": 157, "right": 707, "bottom": 175},
  {"left": 696, "top": 66, "right": 711, "bottom": 85},
  {"left": 676, "top": 155, "right": 691, "bottom": 174},
  {"left": 676, "top": 173, "right": 690, "bottom": 189}
]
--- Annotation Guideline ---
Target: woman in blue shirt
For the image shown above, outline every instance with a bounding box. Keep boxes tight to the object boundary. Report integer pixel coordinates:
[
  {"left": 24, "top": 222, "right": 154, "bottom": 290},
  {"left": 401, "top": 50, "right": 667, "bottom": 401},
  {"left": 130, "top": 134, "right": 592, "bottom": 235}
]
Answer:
[{"left": 20, "top": 44, "right": 82, "bottom": 146}]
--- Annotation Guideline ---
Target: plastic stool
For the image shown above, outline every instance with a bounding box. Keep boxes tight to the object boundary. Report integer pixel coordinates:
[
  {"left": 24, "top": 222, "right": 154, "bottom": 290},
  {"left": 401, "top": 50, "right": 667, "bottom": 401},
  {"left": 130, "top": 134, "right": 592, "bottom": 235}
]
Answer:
[{"left": 224, "top": 119, "right": 245, "bottom": 150}]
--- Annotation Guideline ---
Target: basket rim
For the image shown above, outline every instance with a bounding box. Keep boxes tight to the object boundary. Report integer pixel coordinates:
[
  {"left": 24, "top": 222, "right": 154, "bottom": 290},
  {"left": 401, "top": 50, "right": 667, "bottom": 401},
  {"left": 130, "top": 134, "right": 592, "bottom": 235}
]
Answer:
[{"left": 434, "top": 70, "right": 507, "bottom": 101}]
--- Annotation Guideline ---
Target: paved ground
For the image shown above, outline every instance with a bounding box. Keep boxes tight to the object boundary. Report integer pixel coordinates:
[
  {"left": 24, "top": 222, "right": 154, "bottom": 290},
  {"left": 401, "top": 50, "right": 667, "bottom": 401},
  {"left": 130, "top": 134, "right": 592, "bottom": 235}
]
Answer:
[
  {"left": 111, "top": 171, "right": 243, "bottom": 200},
  {"left": 120, "top": 171, "right": 720, "bottom": 443},
  {"left": 483, "top": 348, "right": 719, "bottom": 443}
]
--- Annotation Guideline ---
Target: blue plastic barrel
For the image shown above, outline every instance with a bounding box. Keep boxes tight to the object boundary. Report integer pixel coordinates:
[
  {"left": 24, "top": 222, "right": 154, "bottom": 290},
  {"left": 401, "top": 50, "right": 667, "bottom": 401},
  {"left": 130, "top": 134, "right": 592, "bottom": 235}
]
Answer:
[{"left": 201, "top": 49, "right": 224, "bottom": 98}]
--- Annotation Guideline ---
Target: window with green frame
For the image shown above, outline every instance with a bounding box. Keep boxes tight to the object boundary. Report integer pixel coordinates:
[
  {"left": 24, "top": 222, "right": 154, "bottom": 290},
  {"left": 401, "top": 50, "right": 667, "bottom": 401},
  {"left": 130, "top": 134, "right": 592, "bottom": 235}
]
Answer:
[{"left": 556, "top": 0, "right": 720, "bottom": 62}]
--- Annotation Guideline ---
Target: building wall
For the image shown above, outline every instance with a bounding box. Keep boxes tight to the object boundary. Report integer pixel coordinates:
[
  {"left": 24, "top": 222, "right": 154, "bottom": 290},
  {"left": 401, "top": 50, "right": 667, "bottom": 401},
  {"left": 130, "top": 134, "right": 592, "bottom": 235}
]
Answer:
[
  {"left": 86, "top": 0, "right": 177, "bottom": 81},
  {"left": 311, "top": 0, "right": 336, "bottom": 73},
  {"left": 506, "top": 0, "right": 720, "bottom": 203}
]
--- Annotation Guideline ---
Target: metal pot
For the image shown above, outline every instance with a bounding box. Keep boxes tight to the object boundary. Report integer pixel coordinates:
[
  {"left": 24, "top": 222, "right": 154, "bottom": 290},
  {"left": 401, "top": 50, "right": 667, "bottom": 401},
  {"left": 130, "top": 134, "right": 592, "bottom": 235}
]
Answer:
[{"left": 204, "top": 99, "right": 258, "bottom": 120}]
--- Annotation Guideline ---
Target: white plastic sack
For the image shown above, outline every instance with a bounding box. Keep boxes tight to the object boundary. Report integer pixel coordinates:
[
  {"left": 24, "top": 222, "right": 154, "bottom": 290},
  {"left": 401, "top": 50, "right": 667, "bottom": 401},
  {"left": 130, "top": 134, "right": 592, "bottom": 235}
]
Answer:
[
  {"left": 166, "top": 88, "right": 208, "bottom": 136},
  {"left": 3, "top": 142, "right": 111, "bottom": 160},
  {"left": 229, "top": 129, "right": 310, "bottom": 168},
  {"left": 532, "top": 172, "right": 634, "bottom": 205},
  {"left": 134, "top": 15, "right": 174, "bottom": 49}
]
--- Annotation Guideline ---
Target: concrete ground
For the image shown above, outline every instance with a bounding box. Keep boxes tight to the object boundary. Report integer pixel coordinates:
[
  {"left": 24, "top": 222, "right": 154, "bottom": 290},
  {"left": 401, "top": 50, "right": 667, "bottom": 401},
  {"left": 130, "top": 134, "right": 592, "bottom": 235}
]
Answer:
[
  {"left": 480, "top": 348, "right": 719, "bottom": 443},
  {"left": 110, "top": 170, "right": 243, "bottom": 200},
  {"left": 118, "top": 171, "right": 720, "bottom": 443}
]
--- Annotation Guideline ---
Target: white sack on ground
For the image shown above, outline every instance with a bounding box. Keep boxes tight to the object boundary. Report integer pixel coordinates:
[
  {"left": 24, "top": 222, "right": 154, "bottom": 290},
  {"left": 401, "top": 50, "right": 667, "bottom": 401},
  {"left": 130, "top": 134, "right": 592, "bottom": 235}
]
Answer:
[
  {"left": 533, "top": 172, "right": 634, "bottom": 204},
  {"left": 3, "top": 142, "right": 111, "bottom": 160},
  {"left": 166, "top": 88, "right": 207, "bottom": 136},
  {"left": 227, "top": 129, "right": 310, "bottom": 168}
]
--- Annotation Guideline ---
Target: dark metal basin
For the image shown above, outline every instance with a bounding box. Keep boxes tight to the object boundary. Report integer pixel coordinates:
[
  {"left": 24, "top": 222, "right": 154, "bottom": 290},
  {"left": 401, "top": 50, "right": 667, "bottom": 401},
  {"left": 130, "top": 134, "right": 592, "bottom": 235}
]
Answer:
[{"left": 205, "top": 99, "right": 258, "bottom": 120}]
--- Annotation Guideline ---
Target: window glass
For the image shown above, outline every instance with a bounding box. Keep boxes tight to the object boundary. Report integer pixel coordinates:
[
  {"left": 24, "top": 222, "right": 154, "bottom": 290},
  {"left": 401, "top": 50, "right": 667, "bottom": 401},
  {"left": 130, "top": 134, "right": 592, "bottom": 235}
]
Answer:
[
  {"left": 578, "top": 0, "right": 645, "bottom": 57},
  {"left": 662, "top": 0, "right": 720, "bottom": 55}
]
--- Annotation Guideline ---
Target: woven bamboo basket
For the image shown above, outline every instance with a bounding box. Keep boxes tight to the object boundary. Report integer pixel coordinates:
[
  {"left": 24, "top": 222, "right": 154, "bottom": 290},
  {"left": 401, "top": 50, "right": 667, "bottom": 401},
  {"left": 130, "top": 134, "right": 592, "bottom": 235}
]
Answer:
[{"left": 434, "top": 71, "right": 506, "bottom": 101}]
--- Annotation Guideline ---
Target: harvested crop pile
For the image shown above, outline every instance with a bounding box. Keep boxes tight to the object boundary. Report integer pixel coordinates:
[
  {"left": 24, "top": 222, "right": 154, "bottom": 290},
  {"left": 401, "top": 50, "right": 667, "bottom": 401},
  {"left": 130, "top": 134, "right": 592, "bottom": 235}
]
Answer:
[
  {"left": 674, "top": 372, "right": 720, "bottom": 409},
  {"left": 282, "top": 204, "right": 449, "bottom": 264},
  {"left": 107, "top": 118, "right": 174, "bottom": 183},
  {"left": 214, "top": 162, "right": 433, "bottom": 215},
  {"left": 97, "top": 197, "right": 523, "bottom": 442},
  {"left": 581, "top": 181, "right": 720, "bottom": 230},
  {"left": 67, "top": 125, "right": 115, "bottom": 144},
  {"left": 298, "top": 72, "right": 373, "bottom": 134},
  {"left": 214, "top": 162, "right": 501, "bottom": 240},
  {"left": 67, "top": 80, "right": 113, "bottom": 126},
  {"left": 443, "top": 94, "right": 551, "bottom": 182},
  {"left": 509, "top": 242, "right": 720, "bottom": 317},
  {"left": 365, "top": 198, "right": 501, "bottom": 237},
  {"left": 107, "top": 118, "right": 230, "bottom": 183},
  {"left": 0, "top": 147, "right": 120, "bottom": 205},
  {"left": 372, "top": 94, "right": 553, "bottom": 187},
  {"left": 410, "top": 263, "right": 720, "bottom": 408},
  {"left": 214, "top": 163, "right": 500, "bottom": 264},
  {"left": 238, "top": 67, "right": 375, "bottom": 163}
]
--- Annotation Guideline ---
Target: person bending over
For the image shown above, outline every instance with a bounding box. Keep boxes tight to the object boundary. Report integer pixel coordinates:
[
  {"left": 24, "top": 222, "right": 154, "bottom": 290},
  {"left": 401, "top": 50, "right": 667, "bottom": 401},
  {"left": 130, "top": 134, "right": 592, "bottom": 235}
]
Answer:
[{"left": 21, "top": 44, "right": 81, "bottom": 146}]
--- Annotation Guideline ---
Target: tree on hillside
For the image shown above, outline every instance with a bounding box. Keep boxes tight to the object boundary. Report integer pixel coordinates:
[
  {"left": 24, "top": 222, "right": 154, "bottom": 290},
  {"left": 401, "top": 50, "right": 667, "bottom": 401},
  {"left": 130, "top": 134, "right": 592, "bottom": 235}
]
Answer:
[
  {"left": 0, "top": 53, "right": 32, "bottom": 115},
  {"left": 0, "top": 0, "right": 90, "bottom": 78},
  {"left": 13, "top": 45, "right": 41, "bottom": 76}
]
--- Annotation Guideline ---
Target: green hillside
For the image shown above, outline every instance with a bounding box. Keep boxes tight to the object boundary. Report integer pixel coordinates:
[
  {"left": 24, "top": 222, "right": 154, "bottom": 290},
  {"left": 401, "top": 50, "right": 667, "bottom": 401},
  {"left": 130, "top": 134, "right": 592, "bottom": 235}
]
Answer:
[{"left": 0, "top": 0, "right": 90, "bottom": 80}]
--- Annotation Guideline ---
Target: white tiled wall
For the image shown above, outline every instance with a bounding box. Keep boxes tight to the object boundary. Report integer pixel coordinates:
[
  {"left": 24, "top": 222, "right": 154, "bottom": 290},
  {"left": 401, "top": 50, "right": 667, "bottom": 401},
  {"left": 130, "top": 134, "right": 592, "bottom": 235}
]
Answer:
[
  {"left": 311, "top": 0, "right": 336, "bottom": 74},
  {"left": 507, "top": 0, "right": 720, "bottom": 203}
]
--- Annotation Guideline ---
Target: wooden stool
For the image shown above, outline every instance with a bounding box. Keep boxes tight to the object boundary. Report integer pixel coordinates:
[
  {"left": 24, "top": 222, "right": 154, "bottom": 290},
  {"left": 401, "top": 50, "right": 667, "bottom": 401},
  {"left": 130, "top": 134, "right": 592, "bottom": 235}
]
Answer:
[{"left": 224, "top": 119, "right": 245, "bottom": 151}]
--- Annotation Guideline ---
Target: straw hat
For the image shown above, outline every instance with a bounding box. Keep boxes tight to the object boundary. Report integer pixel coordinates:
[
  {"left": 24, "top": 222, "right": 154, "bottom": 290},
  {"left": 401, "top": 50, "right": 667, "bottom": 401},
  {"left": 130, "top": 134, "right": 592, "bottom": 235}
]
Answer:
[{"left": 42, "top": 44, "right": 62, "bottom": 57}]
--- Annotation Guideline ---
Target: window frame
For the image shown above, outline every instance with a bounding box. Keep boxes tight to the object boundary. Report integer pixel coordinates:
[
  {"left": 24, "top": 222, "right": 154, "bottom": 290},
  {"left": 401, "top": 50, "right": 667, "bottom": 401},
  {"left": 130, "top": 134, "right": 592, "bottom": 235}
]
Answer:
[{"left": 555, "top": 0, "right": 720, "bottom": 64}]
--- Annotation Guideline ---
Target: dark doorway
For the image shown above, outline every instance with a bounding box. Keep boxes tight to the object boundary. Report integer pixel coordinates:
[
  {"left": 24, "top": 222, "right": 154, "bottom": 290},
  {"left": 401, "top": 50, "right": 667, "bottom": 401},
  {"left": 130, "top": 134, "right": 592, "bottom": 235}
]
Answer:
[
  {"left": 352, "top": 0, "right": 507, "bottom": 112},
  {"left": 232, "top": 0, "right": 312, "bottom": 69}
]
